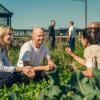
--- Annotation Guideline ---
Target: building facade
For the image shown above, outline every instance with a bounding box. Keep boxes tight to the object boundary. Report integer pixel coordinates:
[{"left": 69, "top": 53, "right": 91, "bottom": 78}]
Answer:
[{"left": 0, "top": 4, "right": 13, "bottom": 26}]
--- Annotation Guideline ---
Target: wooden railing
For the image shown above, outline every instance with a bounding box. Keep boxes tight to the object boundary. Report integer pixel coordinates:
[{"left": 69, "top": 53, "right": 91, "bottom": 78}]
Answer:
[{"left": 12, "top": 36, "right": 70, "bottom": 47}]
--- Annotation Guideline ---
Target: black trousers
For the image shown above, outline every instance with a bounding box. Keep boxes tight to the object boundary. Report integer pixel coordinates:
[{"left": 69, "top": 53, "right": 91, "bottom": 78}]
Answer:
[
  {"left": 50, "top": 37, "right": 55, "bottom": 50},
  {"left": 0, "top": 72, "right": 22, "bottom": 88},
  {"left": 0, "top": 71, "right": 48, "bottom": 88}
]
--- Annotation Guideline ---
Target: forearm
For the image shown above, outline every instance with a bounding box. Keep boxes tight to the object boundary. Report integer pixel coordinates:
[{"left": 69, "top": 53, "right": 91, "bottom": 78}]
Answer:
[
  {"left": 15, "top": 67, "right": 23, "bottom": 72},
  {"left": 33, "top": 65, "right": 48, "bottom": 71},
  {"left": 82, "top": 68, "right": 93, "bottom": 77},
  {"left": 67, "top": 35, "right": 71, "bottom": 42},
  {"left": 47, "top": 58, "right": 53, "bottom": 64},
  {"left": 71, "top": 53, "right": 86, "bottom": 66},
  {"left": 0, "top": 57, "right": 15, "bottom": 72},
  {"left": 0, "top": 65, "right": 16, "bottom": 72}
]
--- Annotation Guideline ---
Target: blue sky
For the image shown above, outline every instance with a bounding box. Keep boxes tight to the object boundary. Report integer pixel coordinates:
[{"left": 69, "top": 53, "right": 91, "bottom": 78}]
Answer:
[{"left": 0, "top": 0, "right": 100, "bottom": 29}]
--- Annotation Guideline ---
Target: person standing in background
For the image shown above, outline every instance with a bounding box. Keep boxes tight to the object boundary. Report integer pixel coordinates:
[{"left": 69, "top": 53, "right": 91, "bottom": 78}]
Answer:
[
  {"left": 67, "top": 21, "right": 76, "bottom": 51},
  {"left": 48, "top": 20, "right": 56, "bottom": 50}
]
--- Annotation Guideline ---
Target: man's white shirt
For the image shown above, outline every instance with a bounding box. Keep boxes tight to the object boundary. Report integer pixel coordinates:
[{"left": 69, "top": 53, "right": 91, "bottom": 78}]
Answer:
[
  {"left": 69, "top": 26, "right": 76, "bottom": 38},
  {"left": 17, "top": 40, "right": 50, "bottom": 67}
]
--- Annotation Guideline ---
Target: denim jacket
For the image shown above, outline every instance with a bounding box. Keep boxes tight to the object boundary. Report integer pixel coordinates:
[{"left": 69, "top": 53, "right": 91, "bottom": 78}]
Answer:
[{"left": 0, "top": 47, "right": 15, "bottom": 73}]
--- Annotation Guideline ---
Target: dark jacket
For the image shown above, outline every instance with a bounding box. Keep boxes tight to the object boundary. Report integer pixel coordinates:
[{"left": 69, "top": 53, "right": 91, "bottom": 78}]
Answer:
[{"left": 48, "top": 25, "right": 55, "bottom": 38}]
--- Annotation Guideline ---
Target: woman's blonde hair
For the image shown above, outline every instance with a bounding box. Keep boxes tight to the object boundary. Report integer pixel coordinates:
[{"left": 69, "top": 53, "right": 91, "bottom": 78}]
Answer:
[{"left": 0, "top": 25, "right": 13, "bottom": 47}]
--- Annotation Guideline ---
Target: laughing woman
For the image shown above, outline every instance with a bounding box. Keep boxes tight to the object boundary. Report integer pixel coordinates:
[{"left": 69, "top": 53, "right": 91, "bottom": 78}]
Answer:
[{"left": 0, "top": 25, "right": 34, "bottom": 87}]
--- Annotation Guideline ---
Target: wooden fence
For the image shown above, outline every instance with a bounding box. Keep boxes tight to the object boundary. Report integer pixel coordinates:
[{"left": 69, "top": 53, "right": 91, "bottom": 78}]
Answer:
[{"left": 12, "top": 36, "right": 70, "bottom": 47}]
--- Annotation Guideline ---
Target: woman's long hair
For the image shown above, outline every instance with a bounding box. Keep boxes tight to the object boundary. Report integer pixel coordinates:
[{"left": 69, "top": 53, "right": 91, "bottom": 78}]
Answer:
[{"left": 0, "top": 25, "right": 13, "bottom": 49}]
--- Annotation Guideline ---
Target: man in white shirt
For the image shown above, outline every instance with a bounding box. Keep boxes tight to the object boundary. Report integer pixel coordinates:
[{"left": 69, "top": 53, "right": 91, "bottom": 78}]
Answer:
[
  {"left": 17, "top": 27, "right": 56, "bottom": 81},
  {"left": 67, "top": 21, "right": 76, "bottom": 51}
]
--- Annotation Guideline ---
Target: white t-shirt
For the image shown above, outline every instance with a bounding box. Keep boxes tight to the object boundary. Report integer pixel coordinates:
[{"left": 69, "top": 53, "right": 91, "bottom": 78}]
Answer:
[
  {"left": 69, "top": 26, "right": 76, "bottom": 38},
  {"left": 17, "top": 40, "right": 50, "bottom": 67},
  {"left": 84, "top": 45, "right": 100, "bottom": 69}
]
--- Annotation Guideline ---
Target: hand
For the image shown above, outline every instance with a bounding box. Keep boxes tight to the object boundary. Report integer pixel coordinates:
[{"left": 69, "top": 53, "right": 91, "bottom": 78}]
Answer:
[
  {"left": 48, "top": 61, "right": 56, "bottom": 71},
  {"left": 29, "top": 67, "right": 36, "bottom": 77},
  {"left": 44, "top": 65, "right": 50, "bottom": 71},
  {"left": 43, "top": 65, "right": 56, "bottom": 71},
  {"left": 66, "top": 47, "right": 73, "bottom": 56},
  {"left": 22, "top": 66, "right": 35, "bottom": 78},
  {"left": 67, "top": 36, "right": 70, "bottom": 43}
]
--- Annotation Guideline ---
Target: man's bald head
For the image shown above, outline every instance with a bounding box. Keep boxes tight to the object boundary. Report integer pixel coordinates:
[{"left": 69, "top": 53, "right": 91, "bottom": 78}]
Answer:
[
  {"left": 32, "top": 27, "right": 44, "bottom": 35},
  {"left": 32, "top": 27, "right": 45, "bottom": 47}
]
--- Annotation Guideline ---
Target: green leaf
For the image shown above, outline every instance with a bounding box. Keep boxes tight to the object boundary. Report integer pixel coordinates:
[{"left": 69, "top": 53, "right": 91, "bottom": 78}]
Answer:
[{"left": 9, "top": 84, "right": 18, "bottom": 92}]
